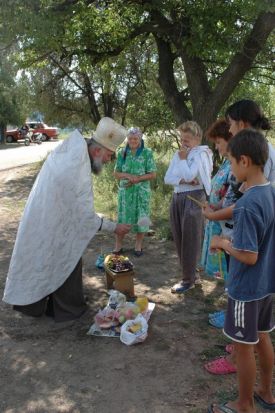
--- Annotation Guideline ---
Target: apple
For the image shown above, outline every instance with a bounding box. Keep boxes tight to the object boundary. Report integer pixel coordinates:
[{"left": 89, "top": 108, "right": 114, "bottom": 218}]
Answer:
[
  {"left": 132, "top": 305, "right": 140, "bottom": 315},
  {"left": 118, "top": 315, "right": 125, "bottom": 324},
  {"left": 125, "top": 309, "right": 133, "bottom": 319}
]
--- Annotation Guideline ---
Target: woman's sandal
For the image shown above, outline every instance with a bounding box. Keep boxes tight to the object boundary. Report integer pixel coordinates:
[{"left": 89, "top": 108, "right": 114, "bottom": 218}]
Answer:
[
  {"left": 204, "top": 356, "right": 237, "bottom": 375},
  {"left": 134, "top": 249, "right": 143, "bottom": 257},
  {"left": 112, "top": 248, "right": 124, "bottom": 255}
]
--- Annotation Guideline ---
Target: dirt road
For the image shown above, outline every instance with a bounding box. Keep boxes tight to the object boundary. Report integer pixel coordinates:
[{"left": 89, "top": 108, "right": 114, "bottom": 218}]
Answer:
[
  {"left": 1, "top": 165, "right": 273, "bottom": 413},
  {"left": 0, "top": 141, "right": 61, "bottom": 171}
]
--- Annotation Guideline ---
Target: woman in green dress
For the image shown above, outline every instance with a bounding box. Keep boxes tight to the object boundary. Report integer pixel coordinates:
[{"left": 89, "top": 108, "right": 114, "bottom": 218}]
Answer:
[{"left": 113, "top": 127, "right": 157, "bottom": 256}]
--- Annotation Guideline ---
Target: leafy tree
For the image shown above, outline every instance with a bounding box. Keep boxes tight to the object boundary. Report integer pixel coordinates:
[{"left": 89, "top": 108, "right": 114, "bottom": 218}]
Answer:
[
  {"left": 0, "top": 52, "right": 24, "bottom": 143},
  {"left": 0, "top": 0, "right": 274, "bottom": 132}
]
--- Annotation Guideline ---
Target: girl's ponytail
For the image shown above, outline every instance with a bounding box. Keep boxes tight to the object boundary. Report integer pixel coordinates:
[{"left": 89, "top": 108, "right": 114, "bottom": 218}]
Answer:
[{"left": 256, "top": 116, "right": 272, "bottom": 131}]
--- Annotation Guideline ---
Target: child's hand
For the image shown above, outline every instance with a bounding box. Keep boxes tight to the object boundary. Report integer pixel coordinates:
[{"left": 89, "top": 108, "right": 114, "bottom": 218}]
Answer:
[
  {"left": 202, "top": 203, "right": 215, "bottom": 219},
  {"left": 214, "top": 200, "right": 223, "bottom": 210},
  {"left": 210, "top": 235, "right": 223, "bottom": 252}
]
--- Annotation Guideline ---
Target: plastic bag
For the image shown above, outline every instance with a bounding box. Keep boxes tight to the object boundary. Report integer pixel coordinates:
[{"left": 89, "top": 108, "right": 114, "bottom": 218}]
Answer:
[
  {"left": 120, "top": 314, "right": 148, "bottom": 346},
  {"left": 108, "top": 290, "right": 126, "bottom": 309},
  {"left": 137, "top": 216, "right": 152, "bottom": 226},
  {"left": 95, "top": 254, "right": 105, "bottom": 270},
  {"left": 94, "top": 307, "right": 119, "bottom": 329},
  {"left": 116, "top": 302, "right": 140, "bottom": 324}
]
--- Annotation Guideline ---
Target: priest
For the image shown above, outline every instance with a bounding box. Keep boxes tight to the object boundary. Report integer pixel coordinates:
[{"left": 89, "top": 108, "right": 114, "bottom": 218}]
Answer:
[{"left": 3, "top": 117, "right": 131, "bottom": 322}]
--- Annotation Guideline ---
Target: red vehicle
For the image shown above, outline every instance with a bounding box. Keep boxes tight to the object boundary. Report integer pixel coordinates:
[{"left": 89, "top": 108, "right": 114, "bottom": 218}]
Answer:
[{"left": 5, "top": 122, "right": 59, "bottom": 143}]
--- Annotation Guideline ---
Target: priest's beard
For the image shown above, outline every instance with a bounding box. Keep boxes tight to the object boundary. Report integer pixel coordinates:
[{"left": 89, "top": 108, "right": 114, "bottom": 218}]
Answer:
[{"left": 90, "top": 156, "right": 103, "bottom": 175}]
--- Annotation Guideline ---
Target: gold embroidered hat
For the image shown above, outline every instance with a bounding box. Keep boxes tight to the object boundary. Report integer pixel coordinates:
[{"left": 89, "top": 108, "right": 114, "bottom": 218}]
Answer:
[{"left": 93, "top": 117, "right": 127, "bottom": 152}]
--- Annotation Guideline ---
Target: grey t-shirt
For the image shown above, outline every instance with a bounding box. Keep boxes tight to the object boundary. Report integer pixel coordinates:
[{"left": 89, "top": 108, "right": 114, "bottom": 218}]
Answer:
[{"left": 228, "top": 183, "right": 275, "bottom": 301}]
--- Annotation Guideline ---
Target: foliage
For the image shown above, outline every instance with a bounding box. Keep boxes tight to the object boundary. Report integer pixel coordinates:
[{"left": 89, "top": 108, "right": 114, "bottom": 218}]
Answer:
[
  {"left": 0, "top": 52, "right": 25, "bottom": 141},
  {"left": 0, "top": 0, "right": 274, "bottom": 135}
]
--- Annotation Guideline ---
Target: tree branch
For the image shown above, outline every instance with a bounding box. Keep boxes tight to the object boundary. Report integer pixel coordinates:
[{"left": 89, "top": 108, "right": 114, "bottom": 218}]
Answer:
[
  {"left": 81, "top": 72, "right": 101, "bottom": 123},
  {"left": 47, "top": 55, "right": 85, "bottom": 95},
  {"left": 210, "top": 11, "right": 275, "bottom": 114}
]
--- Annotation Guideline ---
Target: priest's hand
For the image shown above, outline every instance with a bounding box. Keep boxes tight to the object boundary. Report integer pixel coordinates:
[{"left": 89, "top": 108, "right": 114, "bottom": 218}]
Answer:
[{"left": 114, "top": 224, "right": 131, "bottom": 235}]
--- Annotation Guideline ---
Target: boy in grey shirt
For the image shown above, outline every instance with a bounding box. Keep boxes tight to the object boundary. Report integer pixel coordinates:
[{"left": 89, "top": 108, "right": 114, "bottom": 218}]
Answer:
[{"left": 208, "top": 129, "right": 275, "bottom": 413}]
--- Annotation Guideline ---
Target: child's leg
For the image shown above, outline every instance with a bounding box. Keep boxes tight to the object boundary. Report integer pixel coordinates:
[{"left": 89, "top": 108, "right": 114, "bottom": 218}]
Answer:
[
  {"left": 235, "top": 343, "right": 256, "bottom": 410},
  {"left": 255, "top": 332, "right": 275, "bottom": 404},
  {"left": 211, "top": 344, "right": 256, "bottom": 412},
  {"left": 210, "top": 344, "right": 256, "bottom": 412}
]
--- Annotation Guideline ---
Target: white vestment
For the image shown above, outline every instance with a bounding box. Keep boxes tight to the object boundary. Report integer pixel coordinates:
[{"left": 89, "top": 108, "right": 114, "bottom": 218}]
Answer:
[{"left": 3, "top": 130, "right": 116, "bottom": 305}]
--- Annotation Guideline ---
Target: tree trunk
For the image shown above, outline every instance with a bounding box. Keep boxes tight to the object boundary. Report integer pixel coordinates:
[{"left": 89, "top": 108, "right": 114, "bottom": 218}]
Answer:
[{"left": 155, "top": 36, "right": 192, "bottom": 125}]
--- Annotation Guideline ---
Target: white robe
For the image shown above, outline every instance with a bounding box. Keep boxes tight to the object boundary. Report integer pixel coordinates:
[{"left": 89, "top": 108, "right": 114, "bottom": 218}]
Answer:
[{"left": 3, "top": 130, "right": 116, "bottom": 305}]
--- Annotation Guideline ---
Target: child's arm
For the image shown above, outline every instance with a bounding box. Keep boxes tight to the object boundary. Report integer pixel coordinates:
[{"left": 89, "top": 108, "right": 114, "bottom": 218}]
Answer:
[
  {"left": 203, "top": 204, "right": 234, "bottom": 221},
  {"left": 210, "top": 236, "right": 258, "bottom": 265}
]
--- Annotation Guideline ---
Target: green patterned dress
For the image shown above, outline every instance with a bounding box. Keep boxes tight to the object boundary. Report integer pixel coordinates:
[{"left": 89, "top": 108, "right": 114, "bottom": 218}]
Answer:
[{"left": 115, "top": 146, "right": 156, "bottom": 233}]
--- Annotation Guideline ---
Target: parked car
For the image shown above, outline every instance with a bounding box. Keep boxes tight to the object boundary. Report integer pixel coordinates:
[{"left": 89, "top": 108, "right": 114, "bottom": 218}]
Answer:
[{"left": 5, "top": 122, "right": 59, "bottom": 143}]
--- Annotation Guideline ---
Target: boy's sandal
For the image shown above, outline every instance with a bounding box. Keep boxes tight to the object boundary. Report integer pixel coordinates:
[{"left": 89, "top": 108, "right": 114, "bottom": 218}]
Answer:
[
  {"left": 254, "top": 392, "right": 275, "bottom": 410},
  {"left": 208, "top": 403, "right": 237, "bottom": 413},
  {"left": 204, "top": 356, "right": 237, "bottom": 375},
  {"left": 208, "top": 315, "right": 225, "bottom": 329}
]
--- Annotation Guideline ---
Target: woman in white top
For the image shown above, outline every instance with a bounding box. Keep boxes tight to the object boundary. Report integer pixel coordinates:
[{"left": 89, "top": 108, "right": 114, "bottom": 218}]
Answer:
[{"left": 164, "top": 121, "right": 213, "bottom": 293}]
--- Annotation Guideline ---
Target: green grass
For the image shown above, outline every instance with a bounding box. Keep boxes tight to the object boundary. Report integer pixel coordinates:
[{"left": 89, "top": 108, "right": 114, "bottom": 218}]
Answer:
[{"left": 2, "top": 199, "right": 26, "bottom": 213}]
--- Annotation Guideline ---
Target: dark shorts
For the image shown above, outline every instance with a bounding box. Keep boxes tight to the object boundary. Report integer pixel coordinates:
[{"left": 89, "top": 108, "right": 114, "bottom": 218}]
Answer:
[{"left": 223, "top": 295, "right": 274, "bottom": 344}]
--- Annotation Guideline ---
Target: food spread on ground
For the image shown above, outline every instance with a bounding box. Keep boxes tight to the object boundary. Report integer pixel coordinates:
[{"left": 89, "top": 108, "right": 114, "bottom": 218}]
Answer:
[{"left": 87, "top": 293, "right": 154, "bottom": 342}]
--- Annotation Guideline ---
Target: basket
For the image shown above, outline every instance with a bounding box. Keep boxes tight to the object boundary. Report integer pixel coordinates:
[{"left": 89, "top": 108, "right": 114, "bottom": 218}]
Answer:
[{"left": 104, "top": 265, "right": 135, "bottom": 298}]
